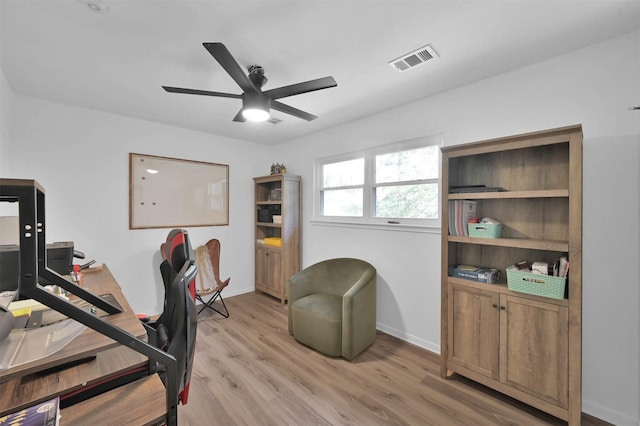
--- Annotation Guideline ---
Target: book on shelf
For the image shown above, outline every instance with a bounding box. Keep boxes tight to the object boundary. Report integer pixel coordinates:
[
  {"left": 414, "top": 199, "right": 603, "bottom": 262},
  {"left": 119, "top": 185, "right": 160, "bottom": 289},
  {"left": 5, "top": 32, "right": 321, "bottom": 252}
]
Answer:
[
  {"left": 448, "top": 264, "right": 501, "bottom": 284},
  {"left": 553, "top": 255, "right": 569, "bottom": 277},
  {"left": 449, "top": 185, "right": 506, "bottom": 193},
  {"left": 448, "top": 199, "right": 477, "bottom": 236}
]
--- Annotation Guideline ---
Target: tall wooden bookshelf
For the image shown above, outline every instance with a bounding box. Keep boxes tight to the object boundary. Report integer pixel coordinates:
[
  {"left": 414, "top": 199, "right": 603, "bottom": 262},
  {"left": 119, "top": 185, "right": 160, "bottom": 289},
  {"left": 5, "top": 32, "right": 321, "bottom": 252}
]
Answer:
[
  {"left": 254, "top": 174, "right": 301, "bottom": 303},
  {"left": 440, "top": 125, "right": 583, "bottom": 424}
]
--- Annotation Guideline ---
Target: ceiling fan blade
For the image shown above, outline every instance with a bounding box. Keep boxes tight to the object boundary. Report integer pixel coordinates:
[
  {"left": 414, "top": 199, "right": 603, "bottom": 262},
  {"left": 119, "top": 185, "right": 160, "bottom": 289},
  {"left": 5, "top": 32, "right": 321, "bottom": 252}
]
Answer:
[
  {"left": 232, "top": 109, "right": 246, "bottom": 123},
  {"left": 271, "top": 101, "right": 317, "bottom": 121},
  {"left": 203, "top": 42, "right": 258, "bottom": 94},
  {"left": 263, "top": 76, "right": 337, "bottom": 100},
  {"left": 162, "top": 86, "right": 242, "bottom": 99}
]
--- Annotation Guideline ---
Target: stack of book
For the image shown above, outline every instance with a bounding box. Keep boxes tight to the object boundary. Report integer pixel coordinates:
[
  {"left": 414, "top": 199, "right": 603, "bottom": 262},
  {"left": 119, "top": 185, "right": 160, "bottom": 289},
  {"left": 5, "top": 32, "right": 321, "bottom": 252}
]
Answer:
[
  {"left": 448, "top": 200, "right": 477, "bottom": 236},
  {"left": 448, "top": 264, "right": 501, "bottom": 284}
]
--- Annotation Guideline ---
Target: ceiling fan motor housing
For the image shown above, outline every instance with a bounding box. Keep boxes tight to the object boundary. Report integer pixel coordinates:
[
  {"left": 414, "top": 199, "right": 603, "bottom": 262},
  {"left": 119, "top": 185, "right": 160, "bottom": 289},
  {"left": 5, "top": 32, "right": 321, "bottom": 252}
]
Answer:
[{"left": 242, "top": 91, "right": 271, "bottom": 110}]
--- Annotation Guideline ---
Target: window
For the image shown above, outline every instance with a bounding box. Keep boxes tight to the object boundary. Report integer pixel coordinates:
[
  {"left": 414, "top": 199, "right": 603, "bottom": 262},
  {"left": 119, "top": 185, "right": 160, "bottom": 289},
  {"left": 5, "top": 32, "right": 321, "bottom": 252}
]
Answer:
[{"left": 314, "top": 135, "right": 441, "bottom": 229}]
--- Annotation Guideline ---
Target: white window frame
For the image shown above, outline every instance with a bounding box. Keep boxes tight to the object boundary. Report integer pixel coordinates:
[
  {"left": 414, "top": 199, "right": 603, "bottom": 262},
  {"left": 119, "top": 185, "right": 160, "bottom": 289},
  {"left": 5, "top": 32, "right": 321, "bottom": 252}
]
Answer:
[{"left": 312, "top": 134, "right": 442, "bottom": 232}]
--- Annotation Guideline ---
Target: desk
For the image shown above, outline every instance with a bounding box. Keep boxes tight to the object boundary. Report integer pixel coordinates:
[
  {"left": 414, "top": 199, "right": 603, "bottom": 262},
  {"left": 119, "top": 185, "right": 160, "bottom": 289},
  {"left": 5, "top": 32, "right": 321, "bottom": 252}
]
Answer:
[{"left": 0, "top": 265, "right": 167, "bottom": 425}]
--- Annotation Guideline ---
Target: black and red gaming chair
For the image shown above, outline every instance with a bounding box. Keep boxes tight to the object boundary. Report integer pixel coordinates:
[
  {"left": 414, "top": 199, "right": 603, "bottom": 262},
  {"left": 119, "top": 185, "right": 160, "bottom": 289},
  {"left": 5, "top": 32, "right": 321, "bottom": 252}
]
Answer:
[
  {"left": 156, "top": 229, "right": 196, "bottom": 329},
  {"left": 60, "top": 229, "right": 198, "bottom": 411},
  {"left": 150, "top": 228, "right": 198, "bottom": 405}
]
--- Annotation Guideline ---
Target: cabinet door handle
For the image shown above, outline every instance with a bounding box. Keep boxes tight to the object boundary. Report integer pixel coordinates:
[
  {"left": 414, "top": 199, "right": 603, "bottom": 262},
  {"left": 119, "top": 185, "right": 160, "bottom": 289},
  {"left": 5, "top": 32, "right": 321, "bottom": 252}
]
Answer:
[
  {"left": 492, "top": 303, "right": 498, "bottom": 309},
  {"left": 500, "top": 306, "right": 506, "bottom": 310}
]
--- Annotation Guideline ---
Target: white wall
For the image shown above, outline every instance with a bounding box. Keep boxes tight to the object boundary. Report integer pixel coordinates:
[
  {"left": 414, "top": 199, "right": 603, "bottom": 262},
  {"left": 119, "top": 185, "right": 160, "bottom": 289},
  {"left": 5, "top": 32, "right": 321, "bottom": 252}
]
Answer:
[
  {"left": 0, "top": 84, "right": 269, "bottom": 315},
  {"left": 274, "top": 31, "right": 640, "bottom": 426},
  {"left": 0, "top": 67, "right": 13, "bottom": 180}
]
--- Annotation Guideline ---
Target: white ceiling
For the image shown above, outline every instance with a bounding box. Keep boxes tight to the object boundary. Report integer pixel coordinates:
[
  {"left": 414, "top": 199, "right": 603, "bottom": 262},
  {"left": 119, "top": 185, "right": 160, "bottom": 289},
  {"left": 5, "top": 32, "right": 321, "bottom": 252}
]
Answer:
[{"left": 1, "top": 1, "right": 639, "bottom": 145}]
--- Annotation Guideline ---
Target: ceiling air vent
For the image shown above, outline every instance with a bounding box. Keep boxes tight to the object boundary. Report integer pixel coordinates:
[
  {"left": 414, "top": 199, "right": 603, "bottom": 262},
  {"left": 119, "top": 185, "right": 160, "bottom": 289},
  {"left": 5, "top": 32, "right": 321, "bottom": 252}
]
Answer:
[{"left": 388, "top": 44, "right": 439, "bottom": 72}]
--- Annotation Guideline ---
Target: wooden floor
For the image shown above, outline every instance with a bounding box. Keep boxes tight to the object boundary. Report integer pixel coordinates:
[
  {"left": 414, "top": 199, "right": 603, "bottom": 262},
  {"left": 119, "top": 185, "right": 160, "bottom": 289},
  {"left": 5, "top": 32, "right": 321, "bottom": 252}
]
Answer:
[{"left": 179, "top": 291, "right": 609, "bottom": 426}]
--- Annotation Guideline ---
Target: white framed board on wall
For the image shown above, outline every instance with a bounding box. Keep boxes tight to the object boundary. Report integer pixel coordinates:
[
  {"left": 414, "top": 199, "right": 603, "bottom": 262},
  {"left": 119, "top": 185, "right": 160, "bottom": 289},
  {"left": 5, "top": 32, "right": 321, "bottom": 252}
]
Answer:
[{"left": 129, "top": 153, "right": 229, "bottom": 229}]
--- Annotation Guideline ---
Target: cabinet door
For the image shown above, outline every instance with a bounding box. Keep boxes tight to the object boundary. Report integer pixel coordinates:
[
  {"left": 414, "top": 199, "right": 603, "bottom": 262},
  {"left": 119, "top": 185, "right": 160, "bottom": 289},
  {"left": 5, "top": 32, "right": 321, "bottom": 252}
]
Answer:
[
  {"left": 500, "top": 295, "right": 569, "bottom": 409},
  {"left": 255, "top": 246, "right": 283, "bottom": 295},
  {"left": 266, "top": 248, "right": 282, "bottom": 294},
  {"left": 255, "top": 246, "right": 268, "bottom": 290},
  {"left": 448, "top": 284, "right": 500, "bottom": 380}
]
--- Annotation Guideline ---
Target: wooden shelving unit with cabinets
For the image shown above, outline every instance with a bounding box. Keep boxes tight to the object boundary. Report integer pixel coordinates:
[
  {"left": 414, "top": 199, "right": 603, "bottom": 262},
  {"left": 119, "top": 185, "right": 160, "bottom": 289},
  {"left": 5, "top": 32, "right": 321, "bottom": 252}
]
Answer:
[
  {"left": 254, "top": 174, "right": 301, "bottom": 303},
  {"left": 440, "top": 125, "right": 583, "bottom": 424}
]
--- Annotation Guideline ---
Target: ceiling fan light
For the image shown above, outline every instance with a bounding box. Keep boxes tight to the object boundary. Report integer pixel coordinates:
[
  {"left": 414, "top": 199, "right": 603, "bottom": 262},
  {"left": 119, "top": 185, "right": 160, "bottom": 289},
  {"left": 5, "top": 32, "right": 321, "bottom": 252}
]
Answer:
[{"left": 242, "top": 108, "right": 270, "bottom": 122}]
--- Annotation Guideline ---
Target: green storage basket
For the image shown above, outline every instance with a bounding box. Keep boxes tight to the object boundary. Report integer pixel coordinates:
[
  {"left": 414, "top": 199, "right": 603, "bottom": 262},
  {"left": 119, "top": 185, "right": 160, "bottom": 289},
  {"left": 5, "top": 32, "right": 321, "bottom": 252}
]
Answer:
[
  {"left": 468, "top": 223, "right": 502, "bottom": 238},
  {"left": 506, "top": 269, "right": 567, "bottom": 299}
]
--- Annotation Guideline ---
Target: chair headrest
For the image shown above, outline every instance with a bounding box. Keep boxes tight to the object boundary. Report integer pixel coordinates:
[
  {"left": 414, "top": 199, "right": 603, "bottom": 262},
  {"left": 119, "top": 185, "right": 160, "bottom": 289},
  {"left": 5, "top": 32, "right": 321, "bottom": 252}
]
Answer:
[{"left": 164, "top": 229, "right": 191, "bottom": 272}]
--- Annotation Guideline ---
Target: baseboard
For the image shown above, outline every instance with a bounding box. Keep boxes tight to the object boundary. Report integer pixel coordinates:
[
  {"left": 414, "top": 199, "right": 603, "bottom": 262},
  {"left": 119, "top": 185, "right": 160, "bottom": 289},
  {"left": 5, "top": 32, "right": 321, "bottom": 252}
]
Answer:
[
  {"left": 375, "top": 322, "right": 440, "bottom": 355},
  {"left": 583, "top": 399, "right": 639, "bottom": 426},
  {"left": 218, "top": 287, "right": 253, "bottom": 299}
]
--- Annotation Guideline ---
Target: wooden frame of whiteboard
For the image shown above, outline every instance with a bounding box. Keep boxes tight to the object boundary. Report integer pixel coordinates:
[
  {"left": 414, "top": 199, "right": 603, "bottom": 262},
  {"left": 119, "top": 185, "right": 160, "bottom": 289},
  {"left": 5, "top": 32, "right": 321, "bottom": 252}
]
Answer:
[{"left": 129, "top": 153, "right": 229, "bottom": 229}]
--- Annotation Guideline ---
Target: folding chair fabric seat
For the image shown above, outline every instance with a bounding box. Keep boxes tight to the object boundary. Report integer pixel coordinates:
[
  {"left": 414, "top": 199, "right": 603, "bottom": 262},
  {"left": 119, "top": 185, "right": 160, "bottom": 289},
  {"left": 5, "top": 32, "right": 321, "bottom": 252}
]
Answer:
[{"left": 194, "top": 239, "right": 230, "bottom": 318}]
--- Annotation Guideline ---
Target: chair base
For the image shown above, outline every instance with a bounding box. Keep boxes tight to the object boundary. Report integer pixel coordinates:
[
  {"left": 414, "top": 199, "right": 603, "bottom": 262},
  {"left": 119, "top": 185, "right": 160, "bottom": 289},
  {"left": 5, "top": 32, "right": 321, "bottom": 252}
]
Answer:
[{"left": 196, "top": 292, "right": 229, "bottom": 318}]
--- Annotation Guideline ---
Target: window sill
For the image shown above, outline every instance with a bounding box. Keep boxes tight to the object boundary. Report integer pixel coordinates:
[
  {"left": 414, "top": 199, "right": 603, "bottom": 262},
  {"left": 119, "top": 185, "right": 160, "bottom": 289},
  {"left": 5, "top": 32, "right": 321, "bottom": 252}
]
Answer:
[{"left": 310, "top": 218, "right": 441, "bottom": 234}]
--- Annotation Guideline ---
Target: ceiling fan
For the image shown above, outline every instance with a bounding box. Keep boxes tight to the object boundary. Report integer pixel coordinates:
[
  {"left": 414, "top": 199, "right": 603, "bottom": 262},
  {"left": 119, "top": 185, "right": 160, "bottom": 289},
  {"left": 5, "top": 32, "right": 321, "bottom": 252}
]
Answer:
[{"left": 162, "top": 42, "right": 337, "bottom": 123}]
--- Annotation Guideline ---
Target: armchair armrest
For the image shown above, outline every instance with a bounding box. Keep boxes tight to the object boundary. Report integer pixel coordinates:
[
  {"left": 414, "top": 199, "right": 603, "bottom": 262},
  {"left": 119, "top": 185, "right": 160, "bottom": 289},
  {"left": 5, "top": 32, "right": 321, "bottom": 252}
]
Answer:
[{"left": 342, "top": 268, "right": 377, "bottom": 360}]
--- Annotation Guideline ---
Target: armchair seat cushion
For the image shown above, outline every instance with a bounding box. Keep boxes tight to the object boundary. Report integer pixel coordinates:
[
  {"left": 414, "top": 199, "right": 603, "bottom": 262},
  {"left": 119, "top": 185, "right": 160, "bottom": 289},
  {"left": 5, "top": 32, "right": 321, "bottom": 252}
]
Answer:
[{"left": 291, "top": 293, "right": 343, "bottom": 357}]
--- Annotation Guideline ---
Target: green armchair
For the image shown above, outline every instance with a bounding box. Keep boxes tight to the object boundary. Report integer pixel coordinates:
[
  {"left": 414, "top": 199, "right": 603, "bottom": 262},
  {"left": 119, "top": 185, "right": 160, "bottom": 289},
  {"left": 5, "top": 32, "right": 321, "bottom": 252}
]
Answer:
[{"left": 287, "top": 258, "right": 377, "bottom": 360}]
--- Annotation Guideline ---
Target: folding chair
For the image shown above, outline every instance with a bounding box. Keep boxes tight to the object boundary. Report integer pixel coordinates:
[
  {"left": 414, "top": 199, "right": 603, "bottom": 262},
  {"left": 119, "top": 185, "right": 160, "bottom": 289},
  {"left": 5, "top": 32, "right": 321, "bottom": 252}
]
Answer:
[{"left": 194, "top": 239, "right": 230, "bottom": 317}]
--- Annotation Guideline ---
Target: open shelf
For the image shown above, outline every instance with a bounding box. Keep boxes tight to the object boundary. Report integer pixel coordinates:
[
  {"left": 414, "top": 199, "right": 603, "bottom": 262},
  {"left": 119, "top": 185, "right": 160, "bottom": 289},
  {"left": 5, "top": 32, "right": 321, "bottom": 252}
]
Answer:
[
  {"left": 448, "top": 236, "right": 569, "bottom": 252},
  {"left": 448, "top": 189, "right": 569, "bottom": 200}
]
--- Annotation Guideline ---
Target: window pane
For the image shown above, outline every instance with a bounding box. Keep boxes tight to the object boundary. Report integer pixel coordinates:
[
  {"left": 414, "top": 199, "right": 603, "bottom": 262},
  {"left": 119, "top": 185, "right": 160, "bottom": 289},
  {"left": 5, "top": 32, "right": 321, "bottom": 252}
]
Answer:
[
  {"left": 375, "top": 183, "right": 438, "bottom": 219},
  {"left": 376, "top": 146, "right": 439, "bottom": 183},
  {"left": 322, "top": 188, "right": 363, "bottom": 216},
  {"left": 323, "top": 158, "right": 364, "bottom": 188}
]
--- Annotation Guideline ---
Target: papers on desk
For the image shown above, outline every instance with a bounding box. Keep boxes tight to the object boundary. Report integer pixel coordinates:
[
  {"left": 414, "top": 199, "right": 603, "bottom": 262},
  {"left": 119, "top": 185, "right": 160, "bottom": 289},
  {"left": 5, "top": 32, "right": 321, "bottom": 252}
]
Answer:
[
  {"left": 0, "top": 290, "right": 17, "bottom": 310},
  {"left": 0, "top": 319, "right": 87, "bottom": 370},
  {"left": 0, "top": 293, "right": 124, "bottom": 370}
]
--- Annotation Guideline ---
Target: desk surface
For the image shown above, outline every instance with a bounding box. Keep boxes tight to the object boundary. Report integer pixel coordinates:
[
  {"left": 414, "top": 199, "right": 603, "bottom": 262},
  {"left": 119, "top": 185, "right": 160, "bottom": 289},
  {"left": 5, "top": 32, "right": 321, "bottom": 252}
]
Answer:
[
  {"left": 61, "top": 374, "right": 167, "bottom": 426},
  {"left": 0, "top": 265, "right": 147, "bottom": 383},
  {"left": 0, "top": 265, "right": 167, "bottom": 424}
]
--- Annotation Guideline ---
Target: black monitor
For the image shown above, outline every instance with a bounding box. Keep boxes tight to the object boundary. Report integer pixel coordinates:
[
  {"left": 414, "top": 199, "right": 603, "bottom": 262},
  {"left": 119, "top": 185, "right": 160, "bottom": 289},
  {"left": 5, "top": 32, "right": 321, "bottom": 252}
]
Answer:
[
  {"left": 0, "top": 245, "right": 19, "bottom": 293},
  {"left": 0, "top": 242, "right": 74, "bottom": 295}
]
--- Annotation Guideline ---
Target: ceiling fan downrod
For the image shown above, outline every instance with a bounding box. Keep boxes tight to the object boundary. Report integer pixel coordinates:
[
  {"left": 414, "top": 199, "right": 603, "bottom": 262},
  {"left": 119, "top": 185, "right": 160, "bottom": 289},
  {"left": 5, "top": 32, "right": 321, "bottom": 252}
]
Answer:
[{"left": 248, "top": 65, "right": 268, "bottom": 89}]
